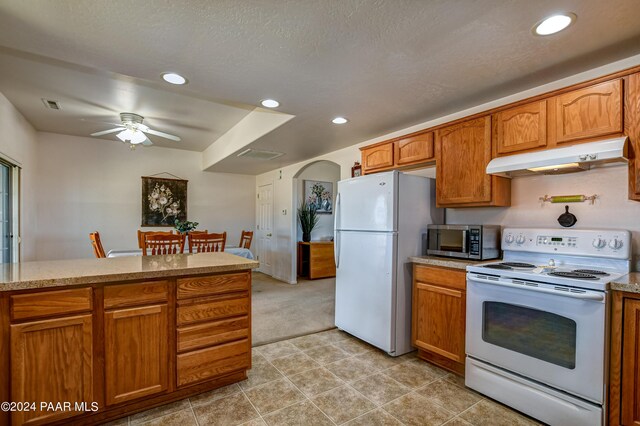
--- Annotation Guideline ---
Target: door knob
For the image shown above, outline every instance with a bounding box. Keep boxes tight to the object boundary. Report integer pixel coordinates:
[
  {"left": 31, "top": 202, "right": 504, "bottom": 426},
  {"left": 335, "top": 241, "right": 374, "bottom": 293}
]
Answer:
[{"left": 266, "top": 233, "right": 272, "bottom": 237}]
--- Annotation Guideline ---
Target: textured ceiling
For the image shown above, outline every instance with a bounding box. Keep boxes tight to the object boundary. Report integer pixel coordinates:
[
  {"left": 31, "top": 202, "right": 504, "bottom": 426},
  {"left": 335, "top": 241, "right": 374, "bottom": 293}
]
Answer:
[{"left": 1, "top": 0, "right": 640, "bottom": 172}]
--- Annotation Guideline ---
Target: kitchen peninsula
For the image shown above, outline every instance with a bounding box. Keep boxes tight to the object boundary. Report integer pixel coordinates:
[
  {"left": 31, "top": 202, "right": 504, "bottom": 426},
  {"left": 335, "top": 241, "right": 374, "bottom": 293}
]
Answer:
[{"left": 0, "top": 252, "right": 258, "bottom": 425}]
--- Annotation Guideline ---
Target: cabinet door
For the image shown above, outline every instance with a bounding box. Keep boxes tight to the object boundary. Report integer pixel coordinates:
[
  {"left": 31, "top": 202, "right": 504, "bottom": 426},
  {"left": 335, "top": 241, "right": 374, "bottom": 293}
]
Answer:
[
  {"left": 622, "top": 298, "right": 640, "bottom": 425},
  {"left": 554, "top": 79, "right": 622, "bottom": 144},
  {"left": 413, "top": 282, "right": 465, "bottom": 363},
  {"left": 628, "top": 73, "right": 640, "bottom": 201},
  {"left": 105, "top": 304, "right": 168, "bottom": 405},
  {"left": 436, "top": 116, "right": 492, "bottom": 205},
  {"left": 11, "top": 315, "right": 93, "bottom": 425},
  {"left": 496, "top": 101, "right": 547, "bottom": 155},
  {"left": 361, "top": 142, "right": 394, "bottom": 172},
  {"left": 395, "top": 132, "right": 434, "bottom": 165}
]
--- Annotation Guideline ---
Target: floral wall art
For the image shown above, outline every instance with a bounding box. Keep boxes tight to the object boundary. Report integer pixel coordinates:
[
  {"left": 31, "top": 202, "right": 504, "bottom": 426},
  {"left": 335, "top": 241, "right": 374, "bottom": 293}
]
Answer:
[
  {"left": 141, "top": 176, "right": 188, "bottom": 226},
  {"left": 304, "top": 180, "right": 333, "bottom": 214}
]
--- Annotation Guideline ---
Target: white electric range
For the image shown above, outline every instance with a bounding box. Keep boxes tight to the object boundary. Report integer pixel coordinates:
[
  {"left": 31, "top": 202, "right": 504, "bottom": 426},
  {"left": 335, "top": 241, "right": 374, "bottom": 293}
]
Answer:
[{"left": 465, "top": 228, "right": 632, "bottom": 426}]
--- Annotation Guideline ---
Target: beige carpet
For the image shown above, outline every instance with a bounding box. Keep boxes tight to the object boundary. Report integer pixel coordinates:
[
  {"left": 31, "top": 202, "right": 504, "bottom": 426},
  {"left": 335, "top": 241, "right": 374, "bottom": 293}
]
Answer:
[{"left": 252, "top": 272, "right": 336, "bottom": 346}]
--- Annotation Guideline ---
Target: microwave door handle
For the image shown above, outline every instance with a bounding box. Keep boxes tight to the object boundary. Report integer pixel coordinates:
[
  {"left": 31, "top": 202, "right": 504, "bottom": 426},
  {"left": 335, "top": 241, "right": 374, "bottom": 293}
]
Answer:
[{"left": 462, "top": 230, "right": 468, "bottom": 254}]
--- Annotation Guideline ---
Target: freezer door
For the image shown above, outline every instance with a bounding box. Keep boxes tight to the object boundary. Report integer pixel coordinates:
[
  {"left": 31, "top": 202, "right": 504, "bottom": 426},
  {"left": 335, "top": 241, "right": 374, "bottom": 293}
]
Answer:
[
  {"left": 335, "top": 230, "right": 397, "bottom": 353},
  {"left": 336, "top": 172, "right": 396, "bottom": 232}
]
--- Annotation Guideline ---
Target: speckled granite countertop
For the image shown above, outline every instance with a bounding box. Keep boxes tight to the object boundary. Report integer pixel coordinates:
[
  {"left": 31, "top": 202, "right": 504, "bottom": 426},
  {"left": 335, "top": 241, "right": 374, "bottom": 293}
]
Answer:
[
  {"left": 409, "top": 255, "right": 494, "bottom": 270},
  {"left": 0, "top": 252, "right": 259, "bottom": 292},
  {"left": 610, "top": 273, "right": 640, "bottom": 294}
]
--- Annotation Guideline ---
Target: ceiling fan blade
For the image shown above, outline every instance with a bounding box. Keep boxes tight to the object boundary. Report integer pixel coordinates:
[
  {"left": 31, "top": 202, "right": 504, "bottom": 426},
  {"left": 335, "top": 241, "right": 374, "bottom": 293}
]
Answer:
[
  {"left": 90, "top": 127, "right": 125, "bottom": 137},
  {"left": 144, "top": 128, "right": 181, "bottom": 141},
  {"left": 142, "top": 138, "right": 153, "bottom": 146}
]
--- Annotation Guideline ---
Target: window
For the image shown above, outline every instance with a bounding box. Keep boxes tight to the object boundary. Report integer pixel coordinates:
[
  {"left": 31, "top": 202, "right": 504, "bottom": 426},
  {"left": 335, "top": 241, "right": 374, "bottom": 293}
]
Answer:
[{"left": 0, "top": 159, "right": 18, "bottom": 263}]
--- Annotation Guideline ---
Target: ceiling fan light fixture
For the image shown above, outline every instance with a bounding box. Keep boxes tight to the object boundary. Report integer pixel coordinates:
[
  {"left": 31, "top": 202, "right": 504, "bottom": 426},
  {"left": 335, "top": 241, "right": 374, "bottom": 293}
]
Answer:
[
  {"left": 117, "top": 129, "right": 147, "bottom": 144},
  {"left": 161, "top": 72, "right": 187, "bottom": 85}
]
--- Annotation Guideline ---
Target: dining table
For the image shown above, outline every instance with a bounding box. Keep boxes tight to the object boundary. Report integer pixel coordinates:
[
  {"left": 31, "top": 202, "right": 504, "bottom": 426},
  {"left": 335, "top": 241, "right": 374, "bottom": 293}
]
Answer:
[{"left": 106, "top": 246, "right": 255, "bottom": 260}]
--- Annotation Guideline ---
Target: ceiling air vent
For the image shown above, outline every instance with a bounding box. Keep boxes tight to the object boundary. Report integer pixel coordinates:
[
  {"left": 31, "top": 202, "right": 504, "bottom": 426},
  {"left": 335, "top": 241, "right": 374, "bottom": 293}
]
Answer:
[
  {"left": 41, "top": 98, "right": 62, "bottom": 110},
  {"left": 237, "top": 148, "right": 284, "bottom": 160}
]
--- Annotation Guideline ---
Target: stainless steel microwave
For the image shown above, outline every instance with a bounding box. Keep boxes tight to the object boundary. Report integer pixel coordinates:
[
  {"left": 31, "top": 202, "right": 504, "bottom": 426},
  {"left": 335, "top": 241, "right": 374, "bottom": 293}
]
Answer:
[{"left": 425, "top": 225, "right": 500, "bottom": 260}]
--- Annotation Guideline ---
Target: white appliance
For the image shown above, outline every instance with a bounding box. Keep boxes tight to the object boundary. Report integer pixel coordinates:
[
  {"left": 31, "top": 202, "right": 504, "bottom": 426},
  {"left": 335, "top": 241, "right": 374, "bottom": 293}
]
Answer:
[
  {"left": 486, "top": 136, "right": 628, "bottom": 176},
  {"left": 465, "top": 227, "right": 632, "bottom": 426},
  {"left": 334, "top": 171, "right": 441, "bottom": 356}
]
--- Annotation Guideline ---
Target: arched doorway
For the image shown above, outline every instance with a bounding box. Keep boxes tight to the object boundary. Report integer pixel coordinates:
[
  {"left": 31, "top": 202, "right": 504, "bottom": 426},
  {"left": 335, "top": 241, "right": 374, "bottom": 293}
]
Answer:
[{"left": 291, "top": 160, "right": 341, "bottom": 283}]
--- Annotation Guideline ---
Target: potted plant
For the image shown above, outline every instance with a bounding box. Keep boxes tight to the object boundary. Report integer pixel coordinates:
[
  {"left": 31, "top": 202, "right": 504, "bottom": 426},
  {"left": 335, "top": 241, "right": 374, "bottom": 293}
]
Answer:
[
  {"left": 174, "top": 219, "right": 199, "bottom": 234},
  {"left": 297, "top": 201, "right": 319, "bottom": 242}
]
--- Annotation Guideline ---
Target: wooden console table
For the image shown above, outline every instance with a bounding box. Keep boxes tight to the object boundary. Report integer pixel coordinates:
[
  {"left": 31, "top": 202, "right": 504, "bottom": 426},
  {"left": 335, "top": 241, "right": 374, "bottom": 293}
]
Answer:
[{"left": 297, "top": 241, "right": 336, "bottom": 279}]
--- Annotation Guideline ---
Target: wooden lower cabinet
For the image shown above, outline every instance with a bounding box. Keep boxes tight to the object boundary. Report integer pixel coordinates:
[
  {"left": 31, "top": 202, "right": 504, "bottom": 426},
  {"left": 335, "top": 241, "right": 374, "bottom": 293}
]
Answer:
[
  {"left": 610, "top": 291, "right": 640, "bottom": 425},
  {"left": 412, "top": 264, "right": 466, "bottom": 375},
  {"left": 104, "top": 304, "right": 169, "bottom": 405},
  {"left": 297, "top": 242, "right": 336, "bottom": 279},
  {"left": 10, "top": 315, "right": 93, "bottom": 425},
  {"left": 1, "top": 271, "right": 253, "bottom": 425}
]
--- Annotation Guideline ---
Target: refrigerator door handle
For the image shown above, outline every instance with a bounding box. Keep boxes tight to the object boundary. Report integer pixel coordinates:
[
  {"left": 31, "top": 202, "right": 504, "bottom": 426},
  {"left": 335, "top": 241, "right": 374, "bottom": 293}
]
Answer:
[{"left": 334, "top": 192, "right": 341, "bottom": 268}]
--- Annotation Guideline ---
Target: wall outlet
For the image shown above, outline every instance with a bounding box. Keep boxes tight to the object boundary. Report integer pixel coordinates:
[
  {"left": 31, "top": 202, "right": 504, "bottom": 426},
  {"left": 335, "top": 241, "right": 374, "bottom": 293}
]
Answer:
[{"left": 282, "top": 209, "right": 287, "bottom": 215}]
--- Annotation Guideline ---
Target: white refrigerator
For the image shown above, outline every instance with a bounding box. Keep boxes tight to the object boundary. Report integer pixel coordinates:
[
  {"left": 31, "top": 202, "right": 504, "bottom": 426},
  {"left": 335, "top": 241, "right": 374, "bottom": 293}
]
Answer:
[{"left": 334, "top": 171, "right": 441, "bottom": 356}]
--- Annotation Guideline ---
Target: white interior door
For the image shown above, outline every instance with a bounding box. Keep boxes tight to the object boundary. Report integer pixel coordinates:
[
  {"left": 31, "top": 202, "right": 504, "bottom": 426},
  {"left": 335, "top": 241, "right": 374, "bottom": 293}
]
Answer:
[
  {"left": 0, "top": 162, "right": 12, "bottom": 263},
  {"left": 256, "top": 183, "right": 274, "bottom": 275}
]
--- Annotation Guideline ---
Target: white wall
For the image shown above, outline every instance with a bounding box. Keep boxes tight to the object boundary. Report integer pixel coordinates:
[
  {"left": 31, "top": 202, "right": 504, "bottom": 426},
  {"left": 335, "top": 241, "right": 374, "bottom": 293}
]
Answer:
[
  {"left": 36, "top": 132, "right": 256, "bottom": 261},
  {"left": 447, "top": 165, "right": 640, "bottom": 270},
  {"left": 257, "top": 53, "right": 640, "bottom": 283},
  {"left": 295, "top": 161, "right": 340, "bottom": 241},
  {"left": 0, "top": 92, "right": 38, "bottom": 261}
]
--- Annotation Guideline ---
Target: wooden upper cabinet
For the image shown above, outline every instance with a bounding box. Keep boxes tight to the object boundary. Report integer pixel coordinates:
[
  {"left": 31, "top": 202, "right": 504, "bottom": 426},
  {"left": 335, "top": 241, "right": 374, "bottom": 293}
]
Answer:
[
  {"left": 104, "top": 304, "right": 169, "bottom": 406},
  {"left": 495, "top": 100, "right": 547, "bottom": 155},
  {"left": 436, "top": 116, "right": 509, "bottom": 207},
  {"left": 553, "top": 79, "right": 623, "bottom": 144},
  {"left": 395, "top": 132, "right": 434, "bottom": 165},
  {"left": 628, "top": 73, "right": 640, "bottom": 201},
  {"left": 360, "top": 142, "right": 394, "bottom": 173},
  {"left": 622, "top": 298, "right": 640, "bottom": 425},
  {"left": 11, "top": 315, "right": 93, "bottom": 425}
]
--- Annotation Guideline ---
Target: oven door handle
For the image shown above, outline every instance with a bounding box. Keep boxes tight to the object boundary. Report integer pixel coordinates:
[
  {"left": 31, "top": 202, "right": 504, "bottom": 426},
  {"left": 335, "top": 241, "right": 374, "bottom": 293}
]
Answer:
[{"left": 468, "top": 275, "right": 605, "bottom": 301}]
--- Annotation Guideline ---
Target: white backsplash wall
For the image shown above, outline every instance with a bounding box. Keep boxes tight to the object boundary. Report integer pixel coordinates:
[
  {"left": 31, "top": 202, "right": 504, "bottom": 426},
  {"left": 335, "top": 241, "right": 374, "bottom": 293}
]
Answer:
[
  {"left": 35, "top": 132, "right": 256, "bottom": 261},
  {"left": 446, "top": 165, "right": 640, "bottom": 270}
]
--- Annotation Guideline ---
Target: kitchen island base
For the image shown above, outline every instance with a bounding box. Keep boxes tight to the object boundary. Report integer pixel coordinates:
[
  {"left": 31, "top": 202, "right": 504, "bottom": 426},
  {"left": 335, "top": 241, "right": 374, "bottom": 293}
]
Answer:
[{"left": 0, "top": 253, "right": 258, "bottom": 426}]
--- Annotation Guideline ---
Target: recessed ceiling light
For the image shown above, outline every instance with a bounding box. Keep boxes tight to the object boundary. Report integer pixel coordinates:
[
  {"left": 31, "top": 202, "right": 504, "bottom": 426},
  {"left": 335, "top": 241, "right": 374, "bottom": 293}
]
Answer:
[
  {"left": 332, "top": 117, "right": 348, "bottom": 124},
  {"left": 534, "top": 13, "right": 576, "bottom": 36},
  {"left": 161, "top": 72, "right": 187, "bottom": 85},
  {"left": 261, "top": 99, "right": 280, "bottom": 108}
]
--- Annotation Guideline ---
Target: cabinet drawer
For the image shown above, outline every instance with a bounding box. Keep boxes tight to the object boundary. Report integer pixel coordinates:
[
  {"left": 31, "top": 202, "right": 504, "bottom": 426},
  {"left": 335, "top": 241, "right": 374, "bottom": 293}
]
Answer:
[
  {"left": 104, "top": 281, "right": 168, "bottom": 309},
  {"left": 177, "top": 339, "right": 250, "bottom": 387},
  {"left": 177, "top": 295, "right": 249, "bottom": 326},
  {"left": 177, "top": 316, "right": 249, "bottom": 353},
  {"left": 414, "top": 265, "right": 466, "bottom": 291},
  {"left": 11, "top": 288, "right": 92, "bottom": 321},
  {"left": 177, "top": 272, "right": 249, "bottom": 300}
]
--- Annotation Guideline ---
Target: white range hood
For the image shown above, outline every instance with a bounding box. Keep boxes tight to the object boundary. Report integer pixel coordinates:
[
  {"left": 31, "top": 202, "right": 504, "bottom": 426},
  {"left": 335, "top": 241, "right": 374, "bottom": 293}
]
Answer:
[{"left": 486, "top": 137, "right": 629, "bottom": 177}]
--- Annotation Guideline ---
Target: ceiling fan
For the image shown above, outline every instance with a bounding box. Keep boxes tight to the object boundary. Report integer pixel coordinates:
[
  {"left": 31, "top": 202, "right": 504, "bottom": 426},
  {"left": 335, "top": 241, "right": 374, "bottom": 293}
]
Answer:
[{"left": 89, "top": 113, "right": 181, "bottom": 148}]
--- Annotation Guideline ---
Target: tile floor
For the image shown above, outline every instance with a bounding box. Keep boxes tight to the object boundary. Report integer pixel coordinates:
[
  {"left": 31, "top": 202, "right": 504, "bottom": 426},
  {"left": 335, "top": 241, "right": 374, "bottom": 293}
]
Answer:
[{"left": 103, "top": 329, "right": 542, "bottom": 426}]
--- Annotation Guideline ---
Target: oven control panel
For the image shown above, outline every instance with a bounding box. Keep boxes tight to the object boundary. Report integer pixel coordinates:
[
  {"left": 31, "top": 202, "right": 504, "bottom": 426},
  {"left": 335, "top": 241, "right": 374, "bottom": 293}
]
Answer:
[{"left": 502, "top": 228, "right": 631, "bottom": 259}]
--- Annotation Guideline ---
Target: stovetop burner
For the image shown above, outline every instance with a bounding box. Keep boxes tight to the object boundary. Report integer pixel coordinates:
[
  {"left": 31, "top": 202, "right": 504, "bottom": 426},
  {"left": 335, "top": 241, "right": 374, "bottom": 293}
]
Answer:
[
  {"left": 573, "top": 269, "right": 610, "bottom": 276},
  {"left": 483, "top": 264, "right": 513, "bottom": 270},
  {"left": 548, "top": 271, "right": 599, "bottom": 280},
  {"left": 500, "top": 262, "right": 536, "bottom": 268}
]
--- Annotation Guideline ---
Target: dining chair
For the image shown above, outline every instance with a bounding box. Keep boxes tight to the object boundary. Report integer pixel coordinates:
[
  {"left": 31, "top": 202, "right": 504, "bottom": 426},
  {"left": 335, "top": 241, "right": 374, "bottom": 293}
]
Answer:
[
  {"left": 189, "top": 232, "right": 226, "bottom": 253},
  {"left": 89, "top": 232, "right": 106, "bottom": 258},
  {"left": 137, "top": 230, "right": 174, "bottom": 249},
  {"left": 142, "top": 233, "right": 185, "bottom": 255},
  {"left": 239, "top": 230, "right": 253, "bottom": 249}
]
